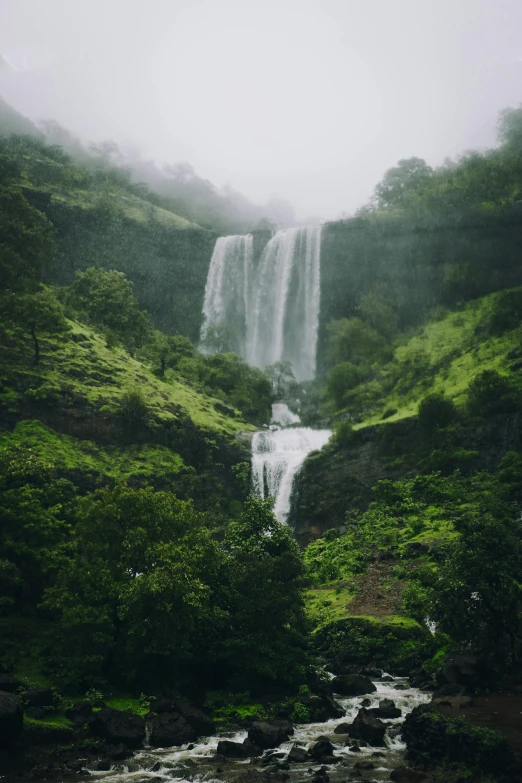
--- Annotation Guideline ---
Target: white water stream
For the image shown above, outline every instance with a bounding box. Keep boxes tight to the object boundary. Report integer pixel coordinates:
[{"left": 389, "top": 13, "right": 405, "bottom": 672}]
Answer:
[
  {"left": 82, "top": 674, "right": 430, "bottom": 783},
  {"left": 251, "top": 404, "right": 331, "bottom": 523},
  {"left": 200, "top": 226, "right": 322, "bottom": 382}
]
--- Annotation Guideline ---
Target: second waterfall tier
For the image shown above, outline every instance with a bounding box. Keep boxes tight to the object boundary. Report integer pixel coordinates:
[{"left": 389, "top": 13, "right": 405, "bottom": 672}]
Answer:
[{"left": 252, "top": 406, "right": 331, "bottom": 524}]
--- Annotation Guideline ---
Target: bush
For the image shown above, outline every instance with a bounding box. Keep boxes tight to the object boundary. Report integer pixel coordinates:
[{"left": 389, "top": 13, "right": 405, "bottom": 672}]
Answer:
[
  {"left": 418, "top": 393, "right": 457, "bottom": 433},
  {"left": 490, "top": 289, "right": 522, "bottom": 334},
  {"left": 334, "top": 420, "right": 355, "bottom": 446},
  {"left": 466, "top": 370, "right": 518, "bottom": 416},
  {"left": 326, "top": 362, "right": 362, "bottom": 408},
  {"left": 119, "top": 388, "right": 150, "bottom": 432}
]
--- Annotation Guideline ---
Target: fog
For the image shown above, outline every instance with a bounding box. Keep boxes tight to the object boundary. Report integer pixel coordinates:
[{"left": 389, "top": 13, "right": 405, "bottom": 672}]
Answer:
[{"left": 1, "top": 0, "right": 522, "bottom": 220}]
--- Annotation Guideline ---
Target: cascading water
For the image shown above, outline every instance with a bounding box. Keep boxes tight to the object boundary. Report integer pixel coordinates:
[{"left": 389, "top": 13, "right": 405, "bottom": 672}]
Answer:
[
  {"left": 251, "top": 404, "right": 331, "bottom": 523},
  {"left": 200, "top": 226, "right": 322, "bottom": 382},
  {"left": 200, "top": 234, "right": 253, "bottom": 356}
]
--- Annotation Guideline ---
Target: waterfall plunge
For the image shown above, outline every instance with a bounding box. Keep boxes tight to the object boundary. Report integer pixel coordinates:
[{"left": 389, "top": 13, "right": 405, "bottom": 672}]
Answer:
[
  {"left": 252, "top": 404, "right": 331, "bottom": 524},
  {"left": 200, "top": 226, "right": 322, "bottom": 382}
]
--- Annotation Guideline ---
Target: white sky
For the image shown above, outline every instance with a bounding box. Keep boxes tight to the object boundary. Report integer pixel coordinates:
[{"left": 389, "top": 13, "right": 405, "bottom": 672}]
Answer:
[{"left": 1, "top": 0, "right": 522, "bottom": 220}]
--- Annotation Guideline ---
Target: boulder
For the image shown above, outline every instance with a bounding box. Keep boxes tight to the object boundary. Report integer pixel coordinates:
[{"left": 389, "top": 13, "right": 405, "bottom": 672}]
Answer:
[
  {"left": 149, "top": 712, "right": 196, "bottom": 748},
  {"left": 333, "top": 722, "right": 351, "bottom": 734},
  {"left": 309, "top": 738, "right": 335, "bottom": 760},
  {"left": 390, "top": 767, "right": 427, "bottom": 782},
  {"left": 248, "top": 720, "right": 293, "bottom": 750},
  {"left": 435, "top": 654, "right": 487, "bottom": 690},
  {"left": 298, "top": 691, "right": 344, "bottom": 722},
  {"left": 217, "top": 740, "right": 250, "bottom": 758},
  {"left": 25, "top": 687, "right": 56, "bottom": 707},
  {"left": 89, "top": 707, "right": 146, "bottom": 748},
  {"left": 331, "top": 675, "right": 376, "bottom": 697},
  {"left": 65, "top": 701, "right": 94, "bottom": 726},
  {"left": 354, "top": 761, "right": 375, "bottom": 770},
  {"left": 348, "top": 708, "right": 386, "bottom": 746},
  {"left": 106, "top": 743, "right": 132, "bottom": 761},
  {"left": 150, "top": 698, "right": 215, "bottom": 736},
  {"left": 368, "top": 699, "right": 402, "bottom": 719},
  {"left": 287, "top": 745, "right": 308, "bottom": 763},
  {"left": 0, "top": 691, "right": 23, "bottom": 748},
  {"left": 0, "top": 673, "right": 22, "bottom": 693}
]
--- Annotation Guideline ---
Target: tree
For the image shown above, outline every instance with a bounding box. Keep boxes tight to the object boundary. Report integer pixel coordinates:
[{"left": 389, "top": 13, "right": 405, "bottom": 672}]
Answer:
[
  {"left": 358, "top": 291, "right": 398, "bottom": 337},
  {"left": 2, "top": 287, "right": 69, "bottom": 365},
  {"left": 497, "top": 105, "right": 522, "bottom": 151},
  {"left": 265, "top": 360, "right": 297, "bottom": 400},
  {"left": 0, "top": 185, "right": 55, "bottom": 292},
  {"left": 326, "top": 317, "right": 390, "bottom": 368},
  {"left": 430, "top": 509, "right": 522, "bottom": 662},
  {"left": 466, "top": 370, "right": 518, "bottom": 417},
  {"left": 65, "top": 267, "right": 149, "bottom": 353},
  {"left": 326, "top": 362, "right": 362, "bottom": 408},
  {"left": 373, "top": 157, "right": 433, "bottom": 209},
  {"left": 418, "top": 393, "right": 457, "bottom": 433}
]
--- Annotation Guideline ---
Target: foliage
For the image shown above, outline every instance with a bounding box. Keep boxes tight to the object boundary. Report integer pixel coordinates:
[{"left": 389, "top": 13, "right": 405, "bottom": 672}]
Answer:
[
  {"left": 118, "top": 388, "right": 150, "bottom": 433},
  {"left": 326, "top": 317, "right": 391, "bottom": 369},
  {"left": 2, "top": 287, "right": 70, "bottom": 365},
  {"left": 418, "top": 393, "right": 457, "bottom": 433},
  {"left": 372, "top": 157, "right": 434, "bottom": 209},
  {"left": 489, "top": 288, "right": 522, "bottom": 334},
  {"left": 334, "top": 420, "right": 355, "bottom": 447},
  {"left": 65, "top": 267, "right": 149, "bottom": 353},
  {"left": 466, "top": 370, "right": 518, "bottom": 417},
  {"left": 326, "top": 362, "right": 362, "bottom": 408}
]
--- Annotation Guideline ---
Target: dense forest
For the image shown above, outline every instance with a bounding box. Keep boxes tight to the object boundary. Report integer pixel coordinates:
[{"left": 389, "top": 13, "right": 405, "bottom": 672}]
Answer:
[{"left": 3, "top": 94, "right": 522, "bottom": 783}]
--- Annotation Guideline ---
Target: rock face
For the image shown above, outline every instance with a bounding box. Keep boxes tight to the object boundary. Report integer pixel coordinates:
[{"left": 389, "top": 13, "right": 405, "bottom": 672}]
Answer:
[
  {"left": 150, "top": 698, "right": 215, "bottom": 736},
  {"left": 299, "top": 691, "right": 344, "bottom": 722},
  {"left": 287, "top": 744, "right": 308, "bottom": 762},
  {"left": 149, "top": 712, "right": 197, "bottom": 748},
  {"left": 0, "top": 691, "right": 23, "bottom": 748},
  {"left": 89, "top": 708, "right": 146, "bottom": 748},
  {"left": 333, "top": 722, "right": 351, "bottom": 734},
  {"left": 0, "top": 674, "right": 22, "bottom": 693},
  {"left": 216, "top": 739, "right": 250, "bottom": 758},
  {"left": 348, "top": 708, "right": 386, "bottom": 746},
  {"left": 331, "top": 675, "right": 377, "bottom": 697},
  {"left": 65, "top": 701, "right": 94, "bottom": 726},
  {"left": 248, "top": 720, "right": 293, "bottom": 750}
]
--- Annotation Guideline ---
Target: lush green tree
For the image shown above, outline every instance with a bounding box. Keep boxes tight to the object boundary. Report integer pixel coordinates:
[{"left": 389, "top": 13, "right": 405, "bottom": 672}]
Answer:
[
  {"left": 326, "top": 362, "right": 362, "bottom": 408},
  {"left": 431, "top": 508, "right": 522, "bottom": 661},
  {"left": 0, "top": 185, "right": 55, "bottom": 292},
  {"left": 44, "top": 485, "right": 221, "bottom": 685},
  {"left": 326, "top": 317, "right": 390, "bottom": 368},
  {"left": 466, "top": 370, "right": 518, "bottom": 416},
  {"left": 214, "top": 496, "right": 308, "bottom": 683},
  {"left": 418, "top": 393, "right": 457, "bottom": 433},
  {"left": 65, "top": 267, "right": 149, "bottom": 353},
  {"left": 373, "top": 157, "right": 433, "bottom": 209},
  {"left": 358, "top": 291, "right": 398, "bottom": 337},
  {"left": 265, "top": 360, "right": 297, "bottom": 400},
  {"left": 2, "top": 287, "right": 69, "bottom": 365}
]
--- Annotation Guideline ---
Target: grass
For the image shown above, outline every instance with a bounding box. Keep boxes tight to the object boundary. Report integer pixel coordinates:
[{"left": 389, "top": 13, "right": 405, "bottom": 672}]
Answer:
[
  {"left": 349, "top": 290, "right": 522, "bottom": 428},
  {"left": 305, "top": 586, "right": 355, "bottom": 625},
  {"left": 0, "top": 317, "right": 254, "bottom": 437},
  {"left": 24, "top": 715, "right": 73, "bottom": 730},
  {"left": 0, "top": 420, "right": 187, "bottom": 485}
]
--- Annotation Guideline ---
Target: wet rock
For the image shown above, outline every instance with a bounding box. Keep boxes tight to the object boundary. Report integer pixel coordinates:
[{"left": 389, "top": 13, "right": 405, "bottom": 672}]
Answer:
[
  {"left": 360, "top": 698, "right": 371, "bottom": 707},
  {"left": 243, "top": 737, "right": 263, "bottom": 756},
  {"left": 150, "top": 698, "right": 215, "bottom": 736},
  {"left": 354, "top": 761, "right": 375, "bottom": 770},
  {"left": 0, "top": 673, "right": 22, "bottom": 693},
  {"left": 248, "top": 720, "right": 293, "bottom": 749},
  {"left": 65, "top": 700, "right": 94, "bottom": 726},
  {"left": 311, "top": 765, "right": 329, "bottom": 783},
  {"left": 106, "top": 743, "right": 132, "bottom": 761},
  {"left": 390, "top": 767, "right": 427, "bottom": 782},
  {"left": 0, "top": 691, "right": 23, "bottom": 748},
  {"left": 89, "top": 707, "right": 146, "bottom": 748},
  {"left": 299, "top": 691, "right": 344, "bottom": 721},
  {"left": 433, "top": 683, "right": 465, "bottom": 697},
  {"left": 25, "top": 686, "right": 56, "bottom": 707},
  {"left": 26, "top": 706, "right": 45, "bottom": 719},
  {"left": 217, "top": 739, "right": 249, "bottom": 758},
  {"left": 321, "top": 755, "right": 341, "bottom": 764},
  {"left": 333, "top": 722, "right": 351, "bottom": 734},
  {"left": 309, "top": 739, "right": 334, "bottom": 760},
  {"left": 288, "top": 745, "right": 308, "bottom": 762},
  {"left": 435, "top": 654, "right": 488, "bottom": 690},
  {"left": 348, "top": 708, "right": 386, "bottom": 746},
  {"left": 93, "top": 759, "right": 111, "bottom": 772},
  {"left": 346, "top": 742, "right": 361, "bottom": 752},
  {"left": 368, "top": 698, "right": 402, "bottom": 719},
  {"left": 331, "top": 674, "right": 376, "bottom": 697},
  {"left": 149, "top": 711, "right": 196, "bottom": 747},
  {"left": 360, "top": 667, "right": 382, "bottom": 678},
  {"left": 381, "top": 675, "right": 394, "bottom": 682}
]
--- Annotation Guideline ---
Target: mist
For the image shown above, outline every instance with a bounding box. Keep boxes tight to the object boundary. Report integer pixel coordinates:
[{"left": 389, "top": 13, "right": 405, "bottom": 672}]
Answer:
[{"left": 1, "top": 0, "right": 522, "bottom": 220}]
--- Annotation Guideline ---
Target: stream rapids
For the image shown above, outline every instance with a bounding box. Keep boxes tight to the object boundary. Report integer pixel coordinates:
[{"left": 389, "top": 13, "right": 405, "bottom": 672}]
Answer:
[{"left": 81, "top": 674, "right": 430, "bottom": 783}]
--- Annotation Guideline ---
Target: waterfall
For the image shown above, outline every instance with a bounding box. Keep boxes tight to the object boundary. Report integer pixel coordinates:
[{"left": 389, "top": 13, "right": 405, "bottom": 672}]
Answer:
[
  {"left": 252, "top": 404, "right": 331, "bottom": 524},
  {"left": 200, "top": 226, "right": 322, "bottom": 382},
  {"left": 200, "top": 234, "right": 253, "bottom": 356}
]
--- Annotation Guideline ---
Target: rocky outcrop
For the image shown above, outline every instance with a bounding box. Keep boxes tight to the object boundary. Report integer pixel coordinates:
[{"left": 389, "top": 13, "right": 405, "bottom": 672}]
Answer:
[
  {"left": 368, "top": 698, "right": 402, "bottom": 719},
  {"left": 150, "top": 699, "right": 215, "bottom": 736},
  {"left": 331, "top": 674, "right": 376, "bottom": 697},
  {"left": 296, "top": 691, "right": 344, "bottom": 722},
  {"left": 309, "top": 738, "right": 334, "bottom": 761},
  {"left": 0, "top": 691, "right": 23, "bottom": 748},
  {"left": 149, "top": 712, "right": 196, "bottom": 748},
  {"left": 89, "top": 707, "right": 145, "bottom": 748},
  {"left": 248, "top": 720, "right": 293, "bottom": 750},
  {"left": 348, "top": 707, "right": 386, "bottom": 746},
  {"left": 65, "top": 701, "right": 94, "bottom": 726}
]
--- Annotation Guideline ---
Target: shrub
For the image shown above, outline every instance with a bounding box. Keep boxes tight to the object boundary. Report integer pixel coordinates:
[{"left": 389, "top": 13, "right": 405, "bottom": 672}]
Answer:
[
  {"left": 490, "top": 289, "right": 522, "bottom": 334},
  {"left": 334, "top": 420, "right": 355, "bottom": 446},
  {"left": 466, "top": 370, "right": 518, "bottom": 416},
  {"left": 418, "top": 393, "right": 457, "bottom": 432},
  {"left": 119, "top": 388, "right": 150, "bottom": 432}
]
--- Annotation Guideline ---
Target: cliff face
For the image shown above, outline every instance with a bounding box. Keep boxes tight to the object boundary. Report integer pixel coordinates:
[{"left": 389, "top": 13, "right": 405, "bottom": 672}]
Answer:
[{"left": 318, "top": 210, "right": 522, "bottom": 372}]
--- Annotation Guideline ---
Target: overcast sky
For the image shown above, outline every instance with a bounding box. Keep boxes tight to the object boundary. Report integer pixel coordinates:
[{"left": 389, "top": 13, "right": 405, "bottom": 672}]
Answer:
[{"left": 1, "top": 0, "right": 522, "bottom": 220}]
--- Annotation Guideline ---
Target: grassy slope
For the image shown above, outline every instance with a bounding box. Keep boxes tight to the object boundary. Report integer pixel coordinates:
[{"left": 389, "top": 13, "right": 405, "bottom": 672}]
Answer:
[
  {"left": 352, "top": 290, "right": 522, "bottom": 428},
  {"left": 1, "top": 318, "right": 253, "bottom": 436}
]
